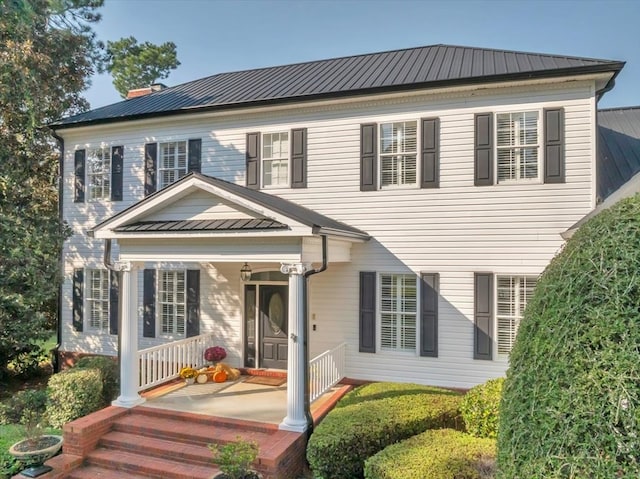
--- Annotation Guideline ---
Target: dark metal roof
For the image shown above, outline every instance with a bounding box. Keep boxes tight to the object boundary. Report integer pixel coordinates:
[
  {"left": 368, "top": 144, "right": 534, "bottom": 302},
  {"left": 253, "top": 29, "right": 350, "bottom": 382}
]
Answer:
[
  {"left": 114, "top": 218, "right": 288, "bottom": 233},
  {"left": 53, "top": 44, "right": 624, "bottom": 129},
  {"left": 597, "top": 107, "right": 640, "bottom": 201},
  {"left": 93, "top": 172, "right": 370, "bottom": 240}
]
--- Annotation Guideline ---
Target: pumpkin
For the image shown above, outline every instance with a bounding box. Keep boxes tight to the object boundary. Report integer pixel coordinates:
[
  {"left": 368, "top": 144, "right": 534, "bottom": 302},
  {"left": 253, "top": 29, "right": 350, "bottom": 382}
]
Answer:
[
  {"left": 196, "top": 373, "right": 208, "bottom": 384},
  {"left": 213, "top": 370, "right": 227, "bottom": 383}
]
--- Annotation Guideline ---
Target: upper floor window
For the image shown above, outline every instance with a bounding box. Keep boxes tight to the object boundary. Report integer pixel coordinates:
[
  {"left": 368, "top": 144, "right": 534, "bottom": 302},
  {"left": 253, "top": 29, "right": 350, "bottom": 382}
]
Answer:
[
  {"left": 496, "top": 275, "right": 537, "bottom": 355},
  {"left": 87, "top": 147, "right": 111, "bottom": 200},
  {"left": 380, "top": 121, "right": 417, "bottom": 187},
  {"left": 496, "top": 112, "right": 539, "bottom": 182},
  {"left": 87, "top": 269, "right": 109, "bottom": 333},
  {"left": 380, "top": 273, "right": 417, "bottom": 352},
  {"left": 159, "top": 141, "right": 187, "bottom": 189},
  {"left": 262, "top": 132, "right": 289, "bottom": 187},
  {"left": 158, "top": 270, "right": 186, "bottom": 338}
]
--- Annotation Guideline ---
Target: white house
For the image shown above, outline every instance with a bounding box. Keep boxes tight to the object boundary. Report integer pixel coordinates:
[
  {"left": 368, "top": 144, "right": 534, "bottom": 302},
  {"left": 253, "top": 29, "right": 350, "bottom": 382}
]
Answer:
[{"left": 51, "top": 44, "right": 627, "bottom": 432}]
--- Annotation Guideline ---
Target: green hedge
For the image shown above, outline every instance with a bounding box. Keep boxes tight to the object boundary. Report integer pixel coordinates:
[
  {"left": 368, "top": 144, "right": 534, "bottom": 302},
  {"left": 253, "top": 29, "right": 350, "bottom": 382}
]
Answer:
[
  {"left": 307, "top": 382, "right": 462, "bottom": 479},
  {"left": 364, "top": 429, "right": 496, "bottom": 479},
  {"left": 46, "top": 368, "right": 103, "bottom": 428},
  {"left": 498, "top": 194, "right": 640, "bottom": 478},
  {"left": 460, "top": 378, "right": 503, "bottom": 439},
  {"left": 0, "top": 389, "right": 48, "bottom": 425},
  {"left": 75, "top": 355, "right": 119, "bottom": 406}
]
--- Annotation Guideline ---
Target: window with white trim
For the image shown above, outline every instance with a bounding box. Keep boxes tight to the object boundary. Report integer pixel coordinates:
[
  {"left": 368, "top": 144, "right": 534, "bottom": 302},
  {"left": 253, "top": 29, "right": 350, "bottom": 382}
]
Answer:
[
  {"left": 87, "top": 147, "right": 111, "bottom": 200},
  {"left": 496, "top": 275, "right": 537, "bottom": 355},
  {"left": 87, "top": 269, "right": 109, "bottom": 333},
  {"left": 380, "top": 274, "right": 417, "bottom": 351},
  {"left": 262, "top": 132, "right": 289, "bottom": 187},
  {"left": 380, "top": 121, "right": 417, "bottom": 187},
  {"left": 158, "top": 270, "right": 186, "bottom": 338},
  {"left": 496, "top": 112, "right": 540, "bottom": 182},
  {"left": 159, "top": 141, "right": 187, "bottom": 189}
]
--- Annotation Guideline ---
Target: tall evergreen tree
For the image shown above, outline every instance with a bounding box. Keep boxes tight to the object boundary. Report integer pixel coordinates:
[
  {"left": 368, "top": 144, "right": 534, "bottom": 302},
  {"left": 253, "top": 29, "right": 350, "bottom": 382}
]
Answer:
[{"left": 0, "top": 0, "right": 104, "bottom": 377}]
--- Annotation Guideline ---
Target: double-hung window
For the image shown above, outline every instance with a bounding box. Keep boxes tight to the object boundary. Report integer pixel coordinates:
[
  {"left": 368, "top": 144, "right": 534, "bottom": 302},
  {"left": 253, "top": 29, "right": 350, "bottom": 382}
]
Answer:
[
  {"left": 496, "top": 112, "right": 540, "bottom": 182},
  {"left": 159, "top": 141, "right": 187, "bottom": 189},
  {"left": 496, "top": 275, "right": 537, "bottom": 355},
  {"left": 87, "top": 147, "right": 111, "bottom": 200},
  {"left": 380, "top": 274, "right": 417, "bottom": 352},
  {"left": 158, "top": 270, "right": 186, "bottom": 338},
  {"left": 380, "top": 121, "right": 417, "bottom": 187},
  {"left": 87, "top": 269, "right": 109, "bottom": 333},
  {"left": 262, "top": 132, "right": 289, "bottom": 187}
]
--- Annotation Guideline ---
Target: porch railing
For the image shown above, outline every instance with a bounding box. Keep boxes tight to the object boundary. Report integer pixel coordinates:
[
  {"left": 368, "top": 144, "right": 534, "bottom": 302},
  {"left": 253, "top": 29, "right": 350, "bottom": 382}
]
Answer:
[
  {"left": 309, "top": 342, "right": 347, "bottom": 403},
  {"left": 137, "top": 332, "right": 216, "bottom": 391}
]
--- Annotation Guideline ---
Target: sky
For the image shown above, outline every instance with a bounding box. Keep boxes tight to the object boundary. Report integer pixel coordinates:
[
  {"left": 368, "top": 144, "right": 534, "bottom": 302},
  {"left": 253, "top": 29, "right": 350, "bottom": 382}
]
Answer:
[{"left": 85, "top": 0, "right": 640, "bottom": 110}]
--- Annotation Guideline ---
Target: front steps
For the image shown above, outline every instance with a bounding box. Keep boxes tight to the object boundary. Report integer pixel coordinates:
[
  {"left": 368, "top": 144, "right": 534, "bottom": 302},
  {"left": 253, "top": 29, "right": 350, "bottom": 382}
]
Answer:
[{"left": 41, "top": 406, "right": 307, "bottom": 479}]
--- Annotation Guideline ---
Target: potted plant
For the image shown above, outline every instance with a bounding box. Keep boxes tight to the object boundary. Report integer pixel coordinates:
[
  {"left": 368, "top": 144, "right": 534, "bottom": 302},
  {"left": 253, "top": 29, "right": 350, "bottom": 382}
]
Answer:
[
  {"left": 209, "top": 437, "right": 261, "bottom": 479},
  {"left": 204, "top": 346, "right": 227, "bottom": 365},
  {"left": 8, "top": 411, "right": 63, "bottom": 478},
  {"left": 179, "top": 367, "right": 198, "bottom": 384}
]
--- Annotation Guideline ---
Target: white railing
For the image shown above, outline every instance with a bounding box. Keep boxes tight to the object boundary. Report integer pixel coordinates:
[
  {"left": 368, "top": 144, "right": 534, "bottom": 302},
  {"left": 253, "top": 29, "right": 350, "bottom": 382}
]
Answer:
[
  {"left": 309, "top": 342, "right": 347, "bottom": 404},
  {"left": 137, "top": 332, "right": 216, "bottom": 391}
]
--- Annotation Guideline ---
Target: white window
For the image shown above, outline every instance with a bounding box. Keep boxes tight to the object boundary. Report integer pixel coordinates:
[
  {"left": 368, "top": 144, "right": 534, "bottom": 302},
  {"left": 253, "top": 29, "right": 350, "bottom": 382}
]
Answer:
[
  {"left": 380, "top": 121, "right": 417, "bottom": 187},
  {"left": 87, "top": 269, "right": 109, "bottom": 333},
  {"left": 159, "top": 141, "right": 187, "bottom": 189},
  {"left": 158, "top": 270, "right": 186, "bottom": 338},
  {"left": 380, "top": 274, "right": 417, "bottom": 352},
  {"left": 496, "top": 275, "right": 537, "bottom": 355},
  {"left": 262, "top": 132, "right": 289, "bottom": 187},
  {"left": 87, "top": 147, "right": 111, "bottom": 200},
  {"left": 496, "top": 112, "right": 540, "bottom": 182}
]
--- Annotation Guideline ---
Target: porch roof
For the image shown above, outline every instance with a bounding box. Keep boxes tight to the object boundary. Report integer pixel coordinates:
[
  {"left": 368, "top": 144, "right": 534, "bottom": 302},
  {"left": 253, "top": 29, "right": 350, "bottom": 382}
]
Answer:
[{"left": 90, "top": 172, "right": 370, "bottom": 241}]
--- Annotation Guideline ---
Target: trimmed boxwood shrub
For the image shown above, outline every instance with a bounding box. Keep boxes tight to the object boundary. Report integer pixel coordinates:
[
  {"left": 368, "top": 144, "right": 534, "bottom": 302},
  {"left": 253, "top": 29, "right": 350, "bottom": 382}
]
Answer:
[
  {"left": 498, "top": 194, "right": 640, "bottom": 478},
  {"left": 75, "top": 355, "right": 119, "bottom": 405},
  {"left": 364, "top": 429, "right": 496, "bottom": 479},
  {"left": 307, "top": 382, "right": 462, "bottom": 479},
  {"left": 46, "top": 368, "right": 103, "bottom": 428},
  {"left": 460, "top": 377, "right": 503, "bottom": 439}
]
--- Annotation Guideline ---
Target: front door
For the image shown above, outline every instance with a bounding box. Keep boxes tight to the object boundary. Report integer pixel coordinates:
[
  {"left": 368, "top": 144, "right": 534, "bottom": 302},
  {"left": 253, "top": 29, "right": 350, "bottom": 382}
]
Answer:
[{"left": 259, "top": 285, "right": 288, "bottom": 369}]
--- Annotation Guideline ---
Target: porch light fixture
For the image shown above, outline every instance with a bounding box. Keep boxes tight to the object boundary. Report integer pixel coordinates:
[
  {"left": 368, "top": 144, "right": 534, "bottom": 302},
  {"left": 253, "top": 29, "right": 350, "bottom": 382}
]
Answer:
[{"left": 240, "top": 262, "right": 252, "bottom": 282}]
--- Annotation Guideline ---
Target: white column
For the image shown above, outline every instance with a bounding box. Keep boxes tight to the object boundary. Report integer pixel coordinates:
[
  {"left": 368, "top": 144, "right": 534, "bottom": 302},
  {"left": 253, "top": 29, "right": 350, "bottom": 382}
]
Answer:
[
  {"left": 112, "top": 261, "right": 145, "bottom": 408},
  {"left": 279, "top": 262, "right": 309, "bottom": 432}
]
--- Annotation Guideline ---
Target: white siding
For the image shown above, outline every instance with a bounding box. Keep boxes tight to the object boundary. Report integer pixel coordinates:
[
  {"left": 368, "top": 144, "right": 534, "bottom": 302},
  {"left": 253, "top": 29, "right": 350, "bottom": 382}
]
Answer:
[{"left": 59, "top": 80, "right": 597, "bottom": 389}]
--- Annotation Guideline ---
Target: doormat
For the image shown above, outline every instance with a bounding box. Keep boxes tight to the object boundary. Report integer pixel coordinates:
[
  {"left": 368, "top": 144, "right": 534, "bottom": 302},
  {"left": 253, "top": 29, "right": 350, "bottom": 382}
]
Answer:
[{"left": 243, "top": 376, "right": 286, "bottom": 387}]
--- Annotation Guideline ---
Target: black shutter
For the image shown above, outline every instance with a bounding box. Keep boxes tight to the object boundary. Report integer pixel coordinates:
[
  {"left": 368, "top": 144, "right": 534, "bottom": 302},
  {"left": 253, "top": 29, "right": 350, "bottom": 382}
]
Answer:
[
  {"left": 474, "top": 113, "right": 493, "bottom": 186},
  {"left": 72, "top": 268, "right": 83, "bottom": 332},
  {"left": 360, "top": 124, "right": 377, "bottom": 191},
  {"left": 544, "top": 108, "right": 565, "bottom": 184},
  {"left": 143, "top": 269, "right": 156, "bottom": 338},
  {"left": 109, "top": 270, "right": 120, "bottom": 335},
  {"left": 188, "top": 138, "right": 202, "bottom": 174},
  {"left": 421, "top": 118, "right": 440, "bottom": 188},
  {"left": 420, "top": 273, "right": 439, "bottom": 357},
  {"left": 74, "top": 149, "right": 85, "bottom": 203},
  {"left": 359, "top": 271, "right": 376, "bottom": 353},
  {"left": 474, "top": 273, "right": 493, "bottom": 360},
  {"left": 246, "top": 132, "right": 260, "bottom": 190},
  {"left": 144, "top": 143, "right": 157, "bottom": 196},
  {"left": 291, "top": 128, "right": 307, "bottom": 188},
  {"left": 186, "top": 270, "right": 200, "bottom": 338},
  {"left": 111, "top": 146, "right": 124, "bottom": 201}
]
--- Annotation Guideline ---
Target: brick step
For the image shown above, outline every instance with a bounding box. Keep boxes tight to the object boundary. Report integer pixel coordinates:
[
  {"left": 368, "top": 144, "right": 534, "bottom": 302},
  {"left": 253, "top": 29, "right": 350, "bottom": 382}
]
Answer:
[
  {"left": 99, "top": 431, "right": 214, "bottom": 466},
  {"left": 112, "top": 410, "right": 278, "bottom": 447},
  {"left": 66, "top": 464, "right": 151, "bottom": 479},
  {"left": 86, "top": 448, "right": 220, "bottom": 479}
]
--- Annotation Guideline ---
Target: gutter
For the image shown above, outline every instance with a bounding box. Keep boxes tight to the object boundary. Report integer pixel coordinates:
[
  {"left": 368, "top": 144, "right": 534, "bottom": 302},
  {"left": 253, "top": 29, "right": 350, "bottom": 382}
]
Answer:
[
  {"left": 51, "top": 130, "right": 64, "bottom": 373},
  {"left": 302, "top": 234, "right": 328, "bottom": 436}
]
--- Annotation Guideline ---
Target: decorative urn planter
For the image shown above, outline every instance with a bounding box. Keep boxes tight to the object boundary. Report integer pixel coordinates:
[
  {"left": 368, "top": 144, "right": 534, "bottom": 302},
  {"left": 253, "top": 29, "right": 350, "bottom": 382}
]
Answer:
[{"left": 9, "top": 434, "right": 63, "bottom": 477}]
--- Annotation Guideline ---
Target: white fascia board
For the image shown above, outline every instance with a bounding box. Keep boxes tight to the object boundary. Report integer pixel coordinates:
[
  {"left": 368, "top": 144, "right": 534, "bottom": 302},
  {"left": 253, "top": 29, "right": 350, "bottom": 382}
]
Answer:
[{"left": 95, "top": 228, "right": 314, "bottom": 240}]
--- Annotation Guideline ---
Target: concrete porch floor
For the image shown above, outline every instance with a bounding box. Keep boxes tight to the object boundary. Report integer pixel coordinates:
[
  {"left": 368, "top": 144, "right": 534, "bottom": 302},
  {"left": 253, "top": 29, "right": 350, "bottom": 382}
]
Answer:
[{"left": 142, "top": 375, "right": 344, "bottom": 425}]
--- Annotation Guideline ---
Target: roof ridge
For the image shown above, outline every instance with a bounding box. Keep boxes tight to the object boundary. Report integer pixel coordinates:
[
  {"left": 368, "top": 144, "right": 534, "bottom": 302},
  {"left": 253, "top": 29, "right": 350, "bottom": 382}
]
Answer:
[{"left": 599, "top": 105, "right": 640, "bottom": 112}]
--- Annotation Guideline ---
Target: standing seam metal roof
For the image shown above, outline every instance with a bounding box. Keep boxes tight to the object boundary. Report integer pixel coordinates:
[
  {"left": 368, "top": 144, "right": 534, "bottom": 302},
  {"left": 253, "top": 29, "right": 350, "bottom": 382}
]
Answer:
[
  {"left": 53, "top": 44, "right": 623, "bottom": 128},
  {"left": 597, "top": 107, "right": 640, "bottom": 201}
]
